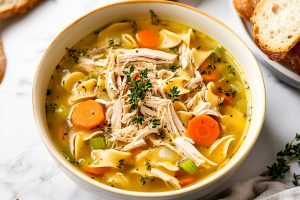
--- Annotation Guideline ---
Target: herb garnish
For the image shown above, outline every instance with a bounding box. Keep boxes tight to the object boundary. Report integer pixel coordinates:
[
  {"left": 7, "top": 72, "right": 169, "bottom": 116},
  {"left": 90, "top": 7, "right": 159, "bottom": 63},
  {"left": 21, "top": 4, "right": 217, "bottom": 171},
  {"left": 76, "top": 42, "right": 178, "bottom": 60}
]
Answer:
[
  {"left": 150, "top": 118, "right": 160, "bottom": 128},
  {"left": 123, "top": 67, "right": 152, "bottom": 110},
  {"left": 170, "top": 65, "right": 179, "bottom": 72},
  {"left": 66, "top": 48, "right": 87, "bottom": 63},
  {"left": 46, "top": 89, "right": 51, "bottom": 96},
  {"left": 133, "top": 115, "right": 145, "bottom": 125},
  {"left": 169, "top": 86, "right": 180, "bottom": 102},
  {"left": 169, "top": 46, "right": 178, "bottom": 53},
  {"left": 150, "top": 10, "right": 160, "bottom": 25},
  {"left": 117, "top": 159, "right": 125, "bottom": 169},
  {"left": 145, "top": 160, "right": 152, "bottom": 170},
  {"left": 264, "top": 133, "right": 300, "bottom": 186},
  {"left": 199, "top": 69, "right": 211, "bottom": 75},
  {"left": 108, "top": 38, "right": 115, "bottom": 47},
  {"left": 217, "top": 87, "right": 236, "bottom": 98},
  {"left": 140, "top": 175, "right": 150, "bottom": 185},
  {"left": 206, "top": 64, "right": 216, "bottom": 70}
]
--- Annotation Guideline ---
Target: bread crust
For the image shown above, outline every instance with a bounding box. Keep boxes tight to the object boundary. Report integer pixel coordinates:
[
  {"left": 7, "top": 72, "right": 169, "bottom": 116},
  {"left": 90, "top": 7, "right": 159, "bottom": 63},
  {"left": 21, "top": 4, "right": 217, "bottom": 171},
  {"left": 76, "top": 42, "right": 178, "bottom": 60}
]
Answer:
[
  {"left": 280, "top": 43, "right": 300, "bottom": 75},
  {"left": 0, "top": 40, "right": 6, "bottom": 84},
  {"left": 233, "top": 0, "right": 260, "bottom": 20},
  {"left": 251, "top": 0, "right": 300, "bottom": 61},
  {"left": 0, "top": 0, "right": 40, "bottom": 20}
]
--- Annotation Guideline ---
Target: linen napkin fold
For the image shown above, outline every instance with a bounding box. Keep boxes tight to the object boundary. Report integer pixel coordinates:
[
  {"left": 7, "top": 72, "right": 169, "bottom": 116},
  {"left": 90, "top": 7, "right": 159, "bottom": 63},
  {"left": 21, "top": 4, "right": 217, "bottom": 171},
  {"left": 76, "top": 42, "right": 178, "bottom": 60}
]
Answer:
[{"left": 217, "top": 176, "right": 300, "bottom": 200}]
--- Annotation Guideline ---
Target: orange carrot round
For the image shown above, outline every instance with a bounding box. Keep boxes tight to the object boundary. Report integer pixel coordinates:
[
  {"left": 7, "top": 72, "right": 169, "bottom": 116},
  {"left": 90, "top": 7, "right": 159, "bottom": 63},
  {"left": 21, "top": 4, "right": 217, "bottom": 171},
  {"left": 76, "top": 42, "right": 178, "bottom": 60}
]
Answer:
[
  {"left": 178, "top": 175, "right": 196, "bottom": 186},
  {"left": 71, "top": 100, "right": 105, "bottom": 130},
  {"left": 82, "top": 166, "right": 109, "bottom": 175},
  {"left": 186, "top": 115, "right": 220, "bottom": 146},
  {"left": 136, "top": 29, "right": 160, "bottom": 48},
  {"left": 199, "top": 60, "right": 219, "bottom": 82}
]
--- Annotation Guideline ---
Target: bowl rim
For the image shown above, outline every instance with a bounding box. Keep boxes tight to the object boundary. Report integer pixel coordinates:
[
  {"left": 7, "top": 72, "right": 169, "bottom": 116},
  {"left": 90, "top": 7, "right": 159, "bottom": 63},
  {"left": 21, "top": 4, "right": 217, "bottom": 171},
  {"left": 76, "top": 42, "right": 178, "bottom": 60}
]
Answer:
[{"left": 32, "top": 0, "right": 266, "bottom": 198}]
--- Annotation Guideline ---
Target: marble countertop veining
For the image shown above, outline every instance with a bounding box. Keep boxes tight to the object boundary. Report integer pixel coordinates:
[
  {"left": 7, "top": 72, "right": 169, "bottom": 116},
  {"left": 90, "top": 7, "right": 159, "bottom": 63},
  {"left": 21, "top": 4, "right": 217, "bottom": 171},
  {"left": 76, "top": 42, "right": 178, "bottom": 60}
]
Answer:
[{"left": 0, "top": 0, "right": 299, "bottom": 199}]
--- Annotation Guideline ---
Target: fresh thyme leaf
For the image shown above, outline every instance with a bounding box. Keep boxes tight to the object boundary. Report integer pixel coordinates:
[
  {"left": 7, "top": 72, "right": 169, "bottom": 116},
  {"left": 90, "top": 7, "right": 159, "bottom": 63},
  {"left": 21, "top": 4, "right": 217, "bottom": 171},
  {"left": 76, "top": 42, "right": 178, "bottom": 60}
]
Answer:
[
  {"left": 140, "top": 175, "right": 150, "bottom": 185},
  {"left": 65, "top": 48, "right": 87, "bottom": 63},
  {"left": 133, "top": 115, "right": 145, "bottom": 125},
  {"left": 170, "top": 65, "right": 179, "bottom": 72},
  {"left": 150, "top": 118, "right": 160, "bottom": 128},
  {"left": 145, "top": 160, "right": 152, "bottom": 170},
  {"left": 206, "top": 64, "right": 216, "bottom": 70},
  {"left": 108, "top": 38, "right": 115, "bottom": 47},
  {"left": 123, "top": 65, "right": 134, "bottom": 82},
  {"left": 79, "top": 49, "right": 87, "bottom": 57},
  {"left": 117, "top": 159, "right": 125, "bottom": 169},
  {"left": 199, "top": 69, "right": 211, "bottom": 75},
  {"left": 149, "top": 10, "right": 160, "bottom": 25},
  {"left": 218, "top": 87, "right": 237, "bottom": 98},
  {"left": 169, "top": 86, "right": 180, "bottom": 102},
  {"left": 66, "top": 48, "right": 78, "bottom": 63},
  {"left": 293, "top": 173, "right": 300, "bottom": 186},
  {"left": 140, "top": 68, "right": 149, "bottom": 79}
]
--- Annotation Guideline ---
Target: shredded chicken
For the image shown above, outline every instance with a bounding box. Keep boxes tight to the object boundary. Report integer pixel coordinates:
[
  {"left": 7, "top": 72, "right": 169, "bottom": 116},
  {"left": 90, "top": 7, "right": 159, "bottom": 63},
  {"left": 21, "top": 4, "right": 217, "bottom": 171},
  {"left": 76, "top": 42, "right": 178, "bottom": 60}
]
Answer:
[
  {"left": 116, "top": 48, "right": 178, "bottom": 65},
  {"left": 66, "top": 39, "right": 231, "bottom": 189},
  {"left": 123, "top": 139, "right": 146, "bottom": 151},
  {"left": 110, "top": 99, "right": 123, "bottom": 129},
  {"left": 179, "top": 44, "right": 193, "bottom": 69},
  {"left": 174, "top": 137, "right": 217, "bottom": 167},
  {"left": 185, "top": 70, "right": 203, "bottom": 90}
]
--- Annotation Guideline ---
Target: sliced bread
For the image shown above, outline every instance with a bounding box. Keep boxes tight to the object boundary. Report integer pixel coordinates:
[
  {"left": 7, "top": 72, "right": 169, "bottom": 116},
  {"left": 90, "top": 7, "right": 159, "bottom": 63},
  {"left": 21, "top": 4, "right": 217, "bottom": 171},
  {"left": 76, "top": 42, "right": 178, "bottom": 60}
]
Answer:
[
  {"left": 0, "top": 39, "right": 6, "bottom": 83},
  {"left": 251, "top": 0, "right": 300, "bottom": 61},
  {"left": 233, "top": 0, "right": 261, "bottom": 20},
  {"left": 280, "top": 43, "right": 300, "bottom": 75},
  {"left": 0, "top": 0, "right": 40, "bottom": 20}
]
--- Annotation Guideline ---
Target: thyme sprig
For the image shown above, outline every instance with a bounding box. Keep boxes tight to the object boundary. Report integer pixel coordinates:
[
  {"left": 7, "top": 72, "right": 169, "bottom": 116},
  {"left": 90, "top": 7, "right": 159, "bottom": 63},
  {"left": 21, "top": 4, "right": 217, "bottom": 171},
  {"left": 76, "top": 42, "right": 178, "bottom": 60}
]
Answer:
[
  {"left": 66, "top": 48, "right": 87, "bottom": 63},
  {"left": 123, "top": 66, "right": 152, "bottom": 110},
  {"left": 169, "top": 86, "right": 180, "bottom": 102},
  {"left": 150, "top": 118, "right": 160, "bottom": 128},
  {"left": 133, "top": 115, "right": 145, "bottom": 125},
  {"left": 265, "top": 133, "right": 300, "bottom": 186}
]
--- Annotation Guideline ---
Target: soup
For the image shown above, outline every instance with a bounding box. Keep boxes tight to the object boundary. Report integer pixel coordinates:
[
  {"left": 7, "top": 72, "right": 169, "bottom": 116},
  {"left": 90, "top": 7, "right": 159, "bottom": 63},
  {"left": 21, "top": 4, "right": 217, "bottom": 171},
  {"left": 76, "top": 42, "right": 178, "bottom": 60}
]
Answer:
[{"left": 46, "top": 11, "right": 250, "bottom": 192}]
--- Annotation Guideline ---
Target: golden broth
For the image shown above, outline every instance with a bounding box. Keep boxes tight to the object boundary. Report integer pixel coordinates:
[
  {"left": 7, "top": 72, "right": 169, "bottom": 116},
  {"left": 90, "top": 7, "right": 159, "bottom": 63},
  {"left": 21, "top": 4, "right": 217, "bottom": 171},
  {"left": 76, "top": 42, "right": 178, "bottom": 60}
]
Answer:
[{"left": 46, "top": 14, "right": 250, "bottom": 192}]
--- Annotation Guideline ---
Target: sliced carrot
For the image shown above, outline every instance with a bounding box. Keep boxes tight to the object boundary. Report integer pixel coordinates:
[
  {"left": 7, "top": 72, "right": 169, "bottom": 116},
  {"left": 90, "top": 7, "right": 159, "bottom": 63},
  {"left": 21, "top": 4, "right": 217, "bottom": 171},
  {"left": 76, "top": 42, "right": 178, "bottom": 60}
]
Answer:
[
  {"left": 186, "top": 115, "right": 220, "bottom": 146},
  {"left": 71, "top": 100, "right": 105, "bottom": 130},
  {"left": 82, "top": 166, "right": 109, "bottom": 175},
  {"left": 199, "top": 60, "right": 219, "bottom": 82},
  {"left": 136, "top": 29, "right": 160, "bottom": 48},
  {"left": 219, "top": 92, "right": 234, "bottom": 105},
  {"left": 178, "top": 175, "right": 196, "bottom": 186}
]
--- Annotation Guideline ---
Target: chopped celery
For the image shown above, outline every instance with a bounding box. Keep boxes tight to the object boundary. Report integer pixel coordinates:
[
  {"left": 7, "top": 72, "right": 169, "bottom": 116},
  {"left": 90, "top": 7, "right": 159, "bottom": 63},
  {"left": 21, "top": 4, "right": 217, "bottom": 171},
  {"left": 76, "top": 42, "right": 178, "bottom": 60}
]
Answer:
[
  {"left": 225, "top": 72, "right": 235, "bottom": 82},
  {"left": 89, "top": 137, "right": 106, "bottom": 150},
  {"left": 46, "top": 103, "right": 68, "bottom": 120},
  {"left": 179, "top": 158, "right": 198, "bottom": 175},
  {"left": 214, "top": 47, "right": 224, "bottom": 57},
  {"left": 90, "top": 73, "right": 98, "bottom": 80},
  {"left": 56, "top": 105, "right": 68, "bottom": 120}
]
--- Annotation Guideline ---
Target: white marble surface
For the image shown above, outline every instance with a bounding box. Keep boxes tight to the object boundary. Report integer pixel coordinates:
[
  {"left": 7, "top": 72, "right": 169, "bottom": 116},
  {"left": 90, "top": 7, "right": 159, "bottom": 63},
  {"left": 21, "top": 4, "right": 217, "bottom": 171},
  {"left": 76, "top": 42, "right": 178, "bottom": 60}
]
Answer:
[{"left": 0, "top": 0, "right": 299, "bottom": 199}]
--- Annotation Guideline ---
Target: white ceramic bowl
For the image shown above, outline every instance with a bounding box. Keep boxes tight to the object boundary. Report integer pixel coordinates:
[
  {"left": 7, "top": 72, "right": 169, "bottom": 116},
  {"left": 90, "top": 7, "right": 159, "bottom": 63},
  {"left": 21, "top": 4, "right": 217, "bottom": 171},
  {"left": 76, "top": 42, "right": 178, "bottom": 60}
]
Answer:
[{"left": 32, "top": 1, "right": 266, "bottom": 199}]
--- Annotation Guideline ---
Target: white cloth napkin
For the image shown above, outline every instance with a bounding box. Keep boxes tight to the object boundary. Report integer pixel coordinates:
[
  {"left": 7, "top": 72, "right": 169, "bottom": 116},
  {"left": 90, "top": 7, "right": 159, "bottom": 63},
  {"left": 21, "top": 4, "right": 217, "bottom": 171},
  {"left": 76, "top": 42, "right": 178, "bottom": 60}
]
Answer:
[{"left": 217, "top": 176, "right": 300, "bottom": 200}]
